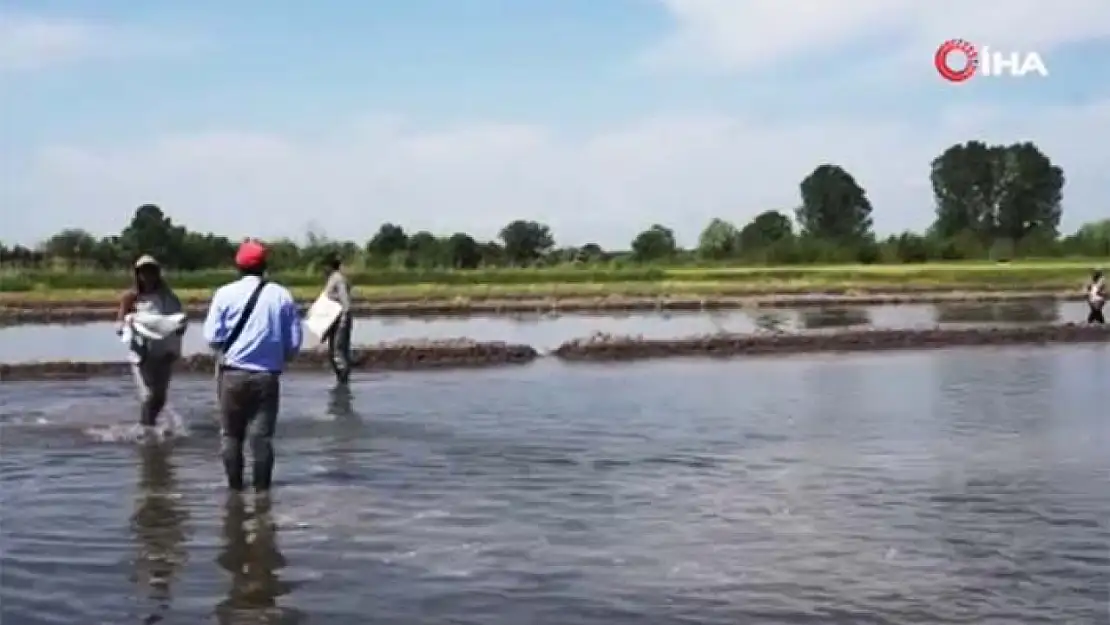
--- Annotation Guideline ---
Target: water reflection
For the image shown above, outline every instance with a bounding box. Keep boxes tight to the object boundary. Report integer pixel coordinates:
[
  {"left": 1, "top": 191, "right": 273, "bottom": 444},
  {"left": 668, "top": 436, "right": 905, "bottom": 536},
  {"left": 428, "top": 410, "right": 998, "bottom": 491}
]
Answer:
[
  {"left": 130, "top": 442, "right": 189, "bottom": 624},
  {"left": 752, "top": 310, "right": 789, "bottom": 332},
  {"left": 799, "top": 307, "right": 871, "bottom": 330},
  {"left": 934, "top": 301, "right": 1059, "bottom": 325},
  {"left": 215, "top": 495, "right": 299, "bottom": 624},
  {"left": 326, "top": 385, "right": 355, "bottom": 419}
]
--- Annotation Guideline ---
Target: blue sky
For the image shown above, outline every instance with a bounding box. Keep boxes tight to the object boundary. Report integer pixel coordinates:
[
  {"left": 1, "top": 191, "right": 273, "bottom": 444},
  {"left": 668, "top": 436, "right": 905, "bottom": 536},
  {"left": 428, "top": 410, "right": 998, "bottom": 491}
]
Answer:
[{"left": 3, "top": 0, "right": 1109, "bottom": 247}]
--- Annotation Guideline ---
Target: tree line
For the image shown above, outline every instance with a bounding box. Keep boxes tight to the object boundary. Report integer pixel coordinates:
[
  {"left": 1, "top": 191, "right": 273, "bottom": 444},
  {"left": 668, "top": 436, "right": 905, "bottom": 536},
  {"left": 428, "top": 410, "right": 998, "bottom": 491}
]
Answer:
[{"left": 3, "top": 140, "right": 1108, "bottom": 272}]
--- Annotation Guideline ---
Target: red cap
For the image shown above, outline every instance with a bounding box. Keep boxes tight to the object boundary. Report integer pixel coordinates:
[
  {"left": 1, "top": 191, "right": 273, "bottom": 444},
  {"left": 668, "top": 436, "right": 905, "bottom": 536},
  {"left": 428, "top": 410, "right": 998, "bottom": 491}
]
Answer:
[{"left": 235, "top": 239, "right": 267, "bottom": 269}]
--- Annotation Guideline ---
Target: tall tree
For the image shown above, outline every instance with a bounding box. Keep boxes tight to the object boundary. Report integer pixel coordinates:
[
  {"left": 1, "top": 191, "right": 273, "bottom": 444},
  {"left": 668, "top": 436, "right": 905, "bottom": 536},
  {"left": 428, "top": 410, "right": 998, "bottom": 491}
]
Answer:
[
  {"left": 930, "top": 141, "right": 1064, "bottom": 244},
  {"left": 795, "top": 165, "right": 873, "bottom": 242},
  {"left": 697, "top": 218, "right": 740, "bottom": 260},
  {"left": 405, "top": 231, "right": 442, "bottom": 268},
  {"left": 365, "top": 223, "right": 408, "bottom": 261},
  {"left": 995, "top": 142, "right": 1064, "bottom": 242},
  {"left": 498, "top": 220, "right": 554, "bottom": 266},
  {"left": 41, "top": 228, "right": 98, "bottom": 268},
  {"left": 739, "top": 210, "right": 793, "bottom": 250},
  {"left": 119, "top": 204, "right": 185, "bottom": 267},
  {"left": 630, "top": 224, "right": 678, "bottom": 262},
  {"left": 930, "top": 141, "right": 998, "bottom": 241},
  {"left": 444, "top": 233, "right": 481, "bottom": 269}
]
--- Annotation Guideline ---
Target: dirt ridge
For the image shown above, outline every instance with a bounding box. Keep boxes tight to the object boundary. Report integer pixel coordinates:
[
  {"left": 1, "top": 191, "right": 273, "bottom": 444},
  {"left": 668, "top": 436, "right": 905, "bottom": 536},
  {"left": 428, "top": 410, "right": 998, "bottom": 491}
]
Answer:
[
  {"left": 0, "top": 291, "right": 1083, "bottom": 325},
  {"left": 3, "top": 325, "right": 1106, "bottom": 381}
]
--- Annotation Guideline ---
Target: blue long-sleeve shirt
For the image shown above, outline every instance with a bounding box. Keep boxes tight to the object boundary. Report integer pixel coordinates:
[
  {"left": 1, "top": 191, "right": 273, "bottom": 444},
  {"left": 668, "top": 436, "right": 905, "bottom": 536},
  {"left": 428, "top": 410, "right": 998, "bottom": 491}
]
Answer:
[{"left": 202, "top": 275, "right": 303, "bottom": 372}]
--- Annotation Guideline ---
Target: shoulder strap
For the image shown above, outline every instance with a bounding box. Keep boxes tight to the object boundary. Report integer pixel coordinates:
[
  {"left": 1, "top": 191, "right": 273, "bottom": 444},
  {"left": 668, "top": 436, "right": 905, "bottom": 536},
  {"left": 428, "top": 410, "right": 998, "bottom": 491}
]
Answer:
[{"left": 220, "top": 279, "right": 268, "bottom": 353}]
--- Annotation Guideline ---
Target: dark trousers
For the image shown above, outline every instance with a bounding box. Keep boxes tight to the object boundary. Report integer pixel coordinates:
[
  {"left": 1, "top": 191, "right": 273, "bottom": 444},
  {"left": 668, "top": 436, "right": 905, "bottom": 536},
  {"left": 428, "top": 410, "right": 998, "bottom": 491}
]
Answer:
[
  {"left": 326, "top": 313, "right": 353, "bottom": 384},
  {"left": 132, "top": 356, "right": 174, "bottom": 427},
  {"left": 1089, "top": 302, "right": 1105, "bottom": 324},
  {"left": 217, "top": 368, "right": 280, "bottom": 492}
]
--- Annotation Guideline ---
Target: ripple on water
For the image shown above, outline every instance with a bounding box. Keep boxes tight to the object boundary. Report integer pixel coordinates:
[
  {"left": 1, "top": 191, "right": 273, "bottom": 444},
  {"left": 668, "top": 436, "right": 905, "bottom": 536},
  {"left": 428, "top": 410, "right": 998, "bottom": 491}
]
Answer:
[{"left": 1, "top": 348, "right": 1109, "bottom": 624}]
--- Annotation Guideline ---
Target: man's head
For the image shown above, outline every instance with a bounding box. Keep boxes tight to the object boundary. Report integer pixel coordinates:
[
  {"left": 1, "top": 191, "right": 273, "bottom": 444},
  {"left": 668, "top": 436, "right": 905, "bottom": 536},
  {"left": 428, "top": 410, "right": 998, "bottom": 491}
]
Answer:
[
  {"left": 133, "top": 255, "right": 162, "bottom": 290},
  {"left": 235, "top": 239, "right": 268, "bottom": 276},
  {"left": 1094, "top": 269, "right": 1104, "bottom": 282},
  {"left": 324, "top": 253, "right": 342, "bottom": 273}
]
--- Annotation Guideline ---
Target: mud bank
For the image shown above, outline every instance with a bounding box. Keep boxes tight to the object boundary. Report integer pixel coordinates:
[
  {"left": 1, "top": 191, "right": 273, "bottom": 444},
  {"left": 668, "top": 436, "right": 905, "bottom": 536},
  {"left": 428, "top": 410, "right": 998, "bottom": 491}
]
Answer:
[
  {"left": 0, "top": 339, "right": 538, "bottom": 381},
  {"left": 553, "top": 324, "right": 1110, "bottom": 361},
  {"left": 0, "top": 283, "right": 1082, "bottom": 308},
  {"left": 3, "top": 325, "right": 1107, "bottom": 381},
  {"left": 0, "top": 290, "right": 1082, "bottom": 325}
]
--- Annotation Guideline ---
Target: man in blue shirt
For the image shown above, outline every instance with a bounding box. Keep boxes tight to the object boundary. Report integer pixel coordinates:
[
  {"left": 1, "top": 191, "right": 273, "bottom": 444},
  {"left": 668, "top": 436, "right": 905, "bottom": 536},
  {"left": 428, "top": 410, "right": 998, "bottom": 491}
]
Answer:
[{"left": 203, "top": 240, "right": 303, "bottom": 492}]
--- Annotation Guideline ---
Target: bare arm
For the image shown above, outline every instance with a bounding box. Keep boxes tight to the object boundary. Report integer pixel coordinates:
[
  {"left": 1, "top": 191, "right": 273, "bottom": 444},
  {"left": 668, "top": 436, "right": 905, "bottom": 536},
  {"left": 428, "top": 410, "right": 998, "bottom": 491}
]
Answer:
[{"left": 115, "top": 290, "right": 137, "bottom": 333}]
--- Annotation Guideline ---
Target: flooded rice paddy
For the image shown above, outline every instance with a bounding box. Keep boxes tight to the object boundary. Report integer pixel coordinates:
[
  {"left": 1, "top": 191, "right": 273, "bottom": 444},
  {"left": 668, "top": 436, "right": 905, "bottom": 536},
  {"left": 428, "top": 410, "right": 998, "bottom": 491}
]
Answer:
[
  {"left": 0, "top": 301, "right": 1082, "bottom": 363},
  {"left": 2, "top": 342, "right": 1109, "bottom": 624}
]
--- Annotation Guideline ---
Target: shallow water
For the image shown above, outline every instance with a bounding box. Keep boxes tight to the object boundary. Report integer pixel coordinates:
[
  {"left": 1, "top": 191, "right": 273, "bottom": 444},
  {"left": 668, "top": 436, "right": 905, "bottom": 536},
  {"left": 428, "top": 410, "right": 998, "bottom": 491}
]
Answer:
[
  {"left": 2, "top": 345, "right": 1108, "bottom": 624},
  {"left": 0, "top": 301, "right": 1083, "bottom": 363}
]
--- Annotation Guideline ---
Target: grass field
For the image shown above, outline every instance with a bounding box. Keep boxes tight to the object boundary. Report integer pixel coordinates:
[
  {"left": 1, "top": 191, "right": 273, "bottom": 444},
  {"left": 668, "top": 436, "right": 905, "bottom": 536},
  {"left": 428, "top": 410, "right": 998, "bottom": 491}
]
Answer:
[{"left": 1, "top": 260, "right": 1102, "bottom": 304}]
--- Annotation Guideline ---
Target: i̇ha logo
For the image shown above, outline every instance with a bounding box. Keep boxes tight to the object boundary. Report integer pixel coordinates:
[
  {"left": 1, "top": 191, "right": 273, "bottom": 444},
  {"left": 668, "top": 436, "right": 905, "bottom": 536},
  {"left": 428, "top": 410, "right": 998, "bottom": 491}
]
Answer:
[{"left": 934, "top": 39, "right": 1048, "bottom": 82}]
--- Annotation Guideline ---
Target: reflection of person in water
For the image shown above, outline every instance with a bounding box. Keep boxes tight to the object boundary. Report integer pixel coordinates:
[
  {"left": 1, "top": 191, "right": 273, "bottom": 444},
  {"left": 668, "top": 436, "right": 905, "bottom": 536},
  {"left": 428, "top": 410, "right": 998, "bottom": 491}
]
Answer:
[
  {"left": 130, "top": 442, "right": 189, "bottom": 621},
  {"left": 215, "top": 495, "right": 293, "bottom": 622}
]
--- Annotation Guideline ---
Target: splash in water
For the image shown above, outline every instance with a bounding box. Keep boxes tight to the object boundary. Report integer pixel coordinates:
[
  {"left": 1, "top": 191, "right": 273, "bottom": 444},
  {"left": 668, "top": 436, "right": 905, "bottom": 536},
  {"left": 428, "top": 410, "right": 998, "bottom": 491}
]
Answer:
[{"left": 83, "top": 406, "right": 189, "bottom": 444}]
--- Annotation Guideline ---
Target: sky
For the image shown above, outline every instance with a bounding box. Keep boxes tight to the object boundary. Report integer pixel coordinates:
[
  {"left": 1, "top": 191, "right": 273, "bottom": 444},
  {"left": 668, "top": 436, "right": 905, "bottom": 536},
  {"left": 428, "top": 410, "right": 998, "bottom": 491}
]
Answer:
[{"left": 2, "top": 0, "right": 1109, "bottom": 248}]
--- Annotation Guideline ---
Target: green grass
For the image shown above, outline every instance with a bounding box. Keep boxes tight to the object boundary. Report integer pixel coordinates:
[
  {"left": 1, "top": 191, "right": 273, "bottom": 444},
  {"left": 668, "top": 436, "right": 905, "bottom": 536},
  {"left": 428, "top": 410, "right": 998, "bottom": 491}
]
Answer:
[{"left": 0, "top": 260, "right": 1102, "bottom": 304}]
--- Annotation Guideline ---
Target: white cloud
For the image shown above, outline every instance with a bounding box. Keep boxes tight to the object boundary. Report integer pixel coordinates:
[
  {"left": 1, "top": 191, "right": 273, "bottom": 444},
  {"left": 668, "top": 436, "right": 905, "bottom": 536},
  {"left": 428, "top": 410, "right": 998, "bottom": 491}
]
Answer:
[
  {"left": 4, "top": 4, "right": 1108, "bottom": 249},
  {"left": 8, "top": 100, "right": 1108, "bottom": 248},
  {"left": 0, "top": 12, "right": 200, "bottom": 73},
  {"left": 644, "top": 0, "right": 1110, "bottom": 73}
]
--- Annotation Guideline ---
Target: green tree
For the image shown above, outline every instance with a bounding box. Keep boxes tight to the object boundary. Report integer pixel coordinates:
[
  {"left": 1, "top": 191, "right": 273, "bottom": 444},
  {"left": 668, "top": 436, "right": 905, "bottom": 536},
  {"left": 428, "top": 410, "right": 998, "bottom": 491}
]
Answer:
[
  {"left": 888, "top": 232, "right": 931, "bottom": 263},
  {"left": 739, "top": 210, "right": 793, "bottom": 250},
  {"left": 366, "top": 223, "right": 408, "bottom": 263},
  {"left": 631, "top": 224, "right": 678, "bottom": 262},
  {"left": 498, "top": 220, "right": 554, "bottom": 266},
  {"left": 697, "top": 218, "right": 740, "bottom": 260},
  {"left": 579, "top": 243, "right": 606, "bottom": 263},
  {"left": 1062, "top": 219, "right": 1110, "bottom": 257},
  {"left": 478, "top": 241, "right": 505, "bottom": 267},
  {"left": 444, "top": 233, "right": 481, "bottom": 269},
  {"left": 930, "top": 141, "right": 1064, "bottom": 246},
  {"left": 177, "top": 231, "right": 236, "bottom": 270},
  {"left": 405, "top": 231, "right": 442, "bottom": 268},
  {"left": 41, "top": 229, "right": 98, "bottom": 268},
  {"left": 795, "top": 165, "right": 874, "bottom": 243},
  {"left": 995, "top": 142, "right": 1063, "bottom": 242},
  {"left": 119, "top": 204, "right": 186, "bottom": 267},
  {"left": 265, "top": 238, "right": 304, "bottom": 271},
  {"left": 930, "top": 141, "right": 998, "bottom": 242}
]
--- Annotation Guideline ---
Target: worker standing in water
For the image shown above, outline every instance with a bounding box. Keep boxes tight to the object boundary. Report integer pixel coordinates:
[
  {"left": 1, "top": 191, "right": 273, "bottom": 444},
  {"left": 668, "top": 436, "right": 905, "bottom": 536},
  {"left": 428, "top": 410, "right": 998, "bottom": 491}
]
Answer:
[
  {"left": 203, "top": 240, "right": 303, "bottom": 493},
  {"left": 323, "top": 253, "right": 353, "bottom": 385},
  {"left": 1088, "top": 269, "right": 1106, "bottom": 324},
  {"left": 116, "top": 255, "right": 186, "bottom": 428}
]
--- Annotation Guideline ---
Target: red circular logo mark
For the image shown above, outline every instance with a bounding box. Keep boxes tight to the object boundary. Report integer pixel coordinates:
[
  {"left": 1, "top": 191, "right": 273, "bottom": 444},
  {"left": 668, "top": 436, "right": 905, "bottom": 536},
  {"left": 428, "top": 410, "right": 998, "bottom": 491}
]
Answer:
[{"left": 935, "top": 39, "right": 978, "bottom": 82}]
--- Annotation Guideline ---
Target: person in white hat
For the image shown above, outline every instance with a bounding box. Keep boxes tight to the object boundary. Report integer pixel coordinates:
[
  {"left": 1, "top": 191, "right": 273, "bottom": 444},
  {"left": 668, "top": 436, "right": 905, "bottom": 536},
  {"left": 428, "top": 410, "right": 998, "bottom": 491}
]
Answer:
[{"left": 116, "top": 255, "right": 186, "bottom": 426}]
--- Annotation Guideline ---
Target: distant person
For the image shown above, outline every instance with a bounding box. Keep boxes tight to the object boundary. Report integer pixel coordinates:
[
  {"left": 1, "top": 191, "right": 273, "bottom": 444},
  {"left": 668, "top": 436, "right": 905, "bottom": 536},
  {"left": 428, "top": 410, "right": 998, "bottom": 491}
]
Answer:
[
  {"left": 1088, "top": 270, "right": 1105, "bottom": 324},
  {"left": 116, "top": 255, "right": 186, "bottom": 427},
  {"left": 203, "top": 240, "right": 302, "bottom": 493},
  {"left": 322, "top": 254, "right": 353, "bottom": 384}
]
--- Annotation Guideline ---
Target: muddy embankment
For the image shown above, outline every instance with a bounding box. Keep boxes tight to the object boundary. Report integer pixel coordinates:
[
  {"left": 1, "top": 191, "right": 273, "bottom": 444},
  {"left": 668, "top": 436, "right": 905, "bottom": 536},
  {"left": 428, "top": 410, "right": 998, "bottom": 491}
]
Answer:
[
  {"left": 3, "top": 324, "right": 1107, "bottom": 382},
  {"left": 0, "top": 290, "right": 1086, "bottom": 325}
]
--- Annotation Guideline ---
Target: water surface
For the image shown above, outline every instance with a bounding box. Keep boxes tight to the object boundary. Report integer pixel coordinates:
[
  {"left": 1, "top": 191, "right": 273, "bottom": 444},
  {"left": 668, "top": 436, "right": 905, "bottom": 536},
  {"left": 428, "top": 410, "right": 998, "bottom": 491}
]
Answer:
[
  {"left": 2, "top": 345, "right": 1108, "bottom": 624},
  {"left": 0, "top": 301, "right": 1086, "bottom": 363}
]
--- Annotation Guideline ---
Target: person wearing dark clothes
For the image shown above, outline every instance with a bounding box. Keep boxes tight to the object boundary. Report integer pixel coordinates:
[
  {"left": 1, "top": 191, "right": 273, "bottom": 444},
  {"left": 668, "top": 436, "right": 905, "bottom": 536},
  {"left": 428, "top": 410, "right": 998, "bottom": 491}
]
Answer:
[
  {"left": 322, "top": 254, "right": 353, "bottom": 384},
  {"left": 202, "top": 240, "right": 303, "bottom": 493},
  {"left": 1088, "top": 270, "right": 1106, "bottom": 324}
]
